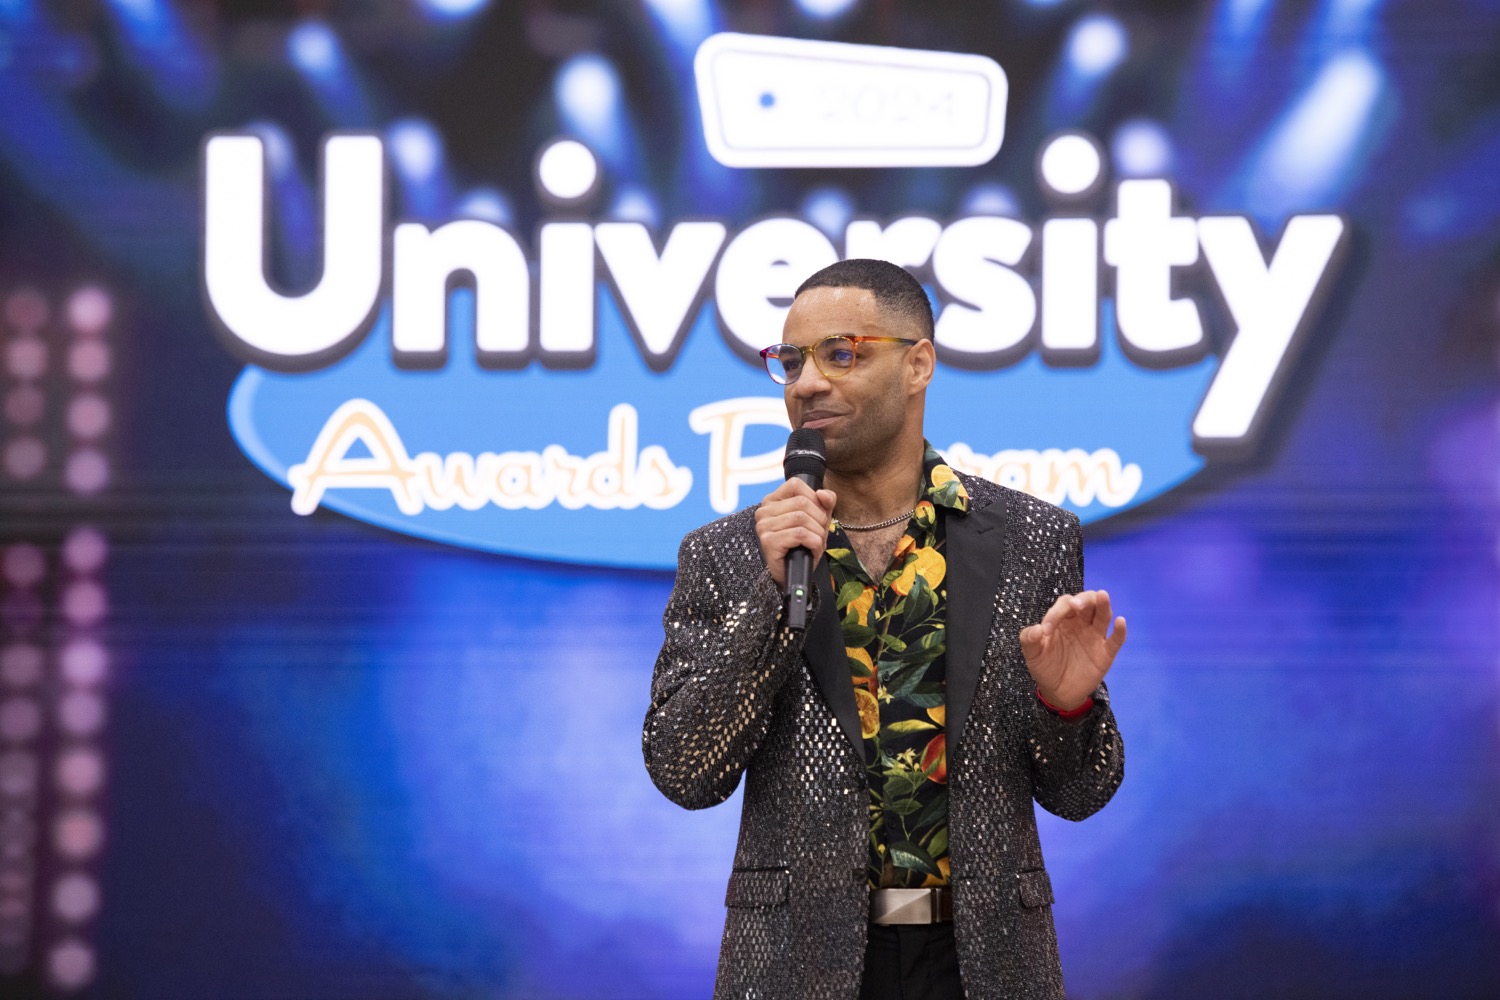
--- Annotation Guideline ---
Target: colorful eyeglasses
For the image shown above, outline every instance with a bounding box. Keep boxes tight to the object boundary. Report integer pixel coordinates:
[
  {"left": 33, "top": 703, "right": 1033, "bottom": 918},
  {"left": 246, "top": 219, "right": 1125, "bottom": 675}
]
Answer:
[{"left": 758, "top": 335, "right": 919, "bottom": 385}]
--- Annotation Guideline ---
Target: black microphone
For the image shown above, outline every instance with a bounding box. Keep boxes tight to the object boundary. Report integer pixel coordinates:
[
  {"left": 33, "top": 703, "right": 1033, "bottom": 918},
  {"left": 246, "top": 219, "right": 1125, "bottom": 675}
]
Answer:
[{"left": 782, "top": 428, "right": 826, "bottom": 631}]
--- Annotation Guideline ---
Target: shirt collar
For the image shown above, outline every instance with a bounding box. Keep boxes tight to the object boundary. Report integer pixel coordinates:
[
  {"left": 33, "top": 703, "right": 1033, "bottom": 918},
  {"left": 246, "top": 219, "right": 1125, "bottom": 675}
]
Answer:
[{"left": 921, "top": 442, "right": 969, "bottom": 515}]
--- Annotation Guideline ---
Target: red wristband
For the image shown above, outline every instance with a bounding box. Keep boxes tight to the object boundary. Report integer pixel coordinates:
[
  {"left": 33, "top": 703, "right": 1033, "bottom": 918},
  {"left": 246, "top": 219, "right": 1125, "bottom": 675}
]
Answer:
[{"left": 1035, "top": 686, "right": 1093, "bottom": 718}]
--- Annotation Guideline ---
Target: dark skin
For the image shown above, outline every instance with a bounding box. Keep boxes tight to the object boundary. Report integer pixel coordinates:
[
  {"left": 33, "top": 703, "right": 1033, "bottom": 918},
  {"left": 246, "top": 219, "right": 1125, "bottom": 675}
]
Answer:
[{"left": 754, "top": 285, "right": 1127, "bottom": 711}]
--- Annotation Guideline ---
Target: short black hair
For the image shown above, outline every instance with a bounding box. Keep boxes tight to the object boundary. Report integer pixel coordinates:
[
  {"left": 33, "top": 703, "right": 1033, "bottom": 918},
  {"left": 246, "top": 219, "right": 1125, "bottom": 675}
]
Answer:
[{"left": 794, "top": 258, "right": 935, "bottom": 341}]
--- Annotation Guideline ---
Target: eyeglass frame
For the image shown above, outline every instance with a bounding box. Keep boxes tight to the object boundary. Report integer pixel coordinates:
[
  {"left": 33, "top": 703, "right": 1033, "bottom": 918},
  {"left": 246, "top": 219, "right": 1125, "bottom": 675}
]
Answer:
[{"left": 757, "top": 335, "right": 921, "bottom": 386}]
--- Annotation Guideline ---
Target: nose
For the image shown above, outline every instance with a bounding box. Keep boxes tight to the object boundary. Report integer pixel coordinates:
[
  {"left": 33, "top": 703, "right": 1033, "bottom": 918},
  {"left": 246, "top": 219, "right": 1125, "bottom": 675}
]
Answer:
[{"left": 789, "top": 359, "right": 832, "bottom": 398}]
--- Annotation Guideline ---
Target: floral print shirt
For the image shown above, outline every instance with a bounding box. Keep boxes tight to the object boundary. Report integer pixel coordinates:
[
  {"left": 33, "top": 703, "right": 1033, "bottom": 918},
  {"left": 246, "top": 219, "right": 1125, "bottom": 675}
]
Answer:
[{"left": 826, "top": 444, "right": 970, "bottom": 889}]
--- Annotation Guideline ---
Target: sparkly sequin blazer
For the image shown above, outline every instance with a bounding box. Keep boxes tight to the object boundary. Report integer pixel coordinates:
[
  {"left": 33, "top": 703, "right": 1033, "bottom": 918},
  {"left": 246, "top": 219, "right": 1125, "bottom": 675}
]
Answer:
[{"left": 644, "top": 474, "right": 1123, "bottom": 1000}]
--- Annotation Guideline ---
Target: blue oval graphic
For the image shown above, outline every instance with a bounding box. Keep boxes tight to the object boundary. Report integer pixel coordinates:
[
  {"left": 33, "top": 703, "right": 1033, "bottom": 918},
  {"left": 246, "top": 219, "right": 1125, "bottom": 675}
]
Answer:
[{"left": 228, "top": 285, "right": 1212, "bottom": 570}]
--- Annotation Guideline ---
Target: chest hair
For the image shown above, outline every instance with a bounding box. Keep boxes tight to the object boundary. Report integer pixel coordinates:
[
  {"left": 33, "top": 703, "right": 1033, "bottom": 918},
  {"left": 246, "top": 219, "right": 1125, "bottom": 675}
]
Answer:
[{"left": 844, "top": 522, "right": 910, "bottom": 582}]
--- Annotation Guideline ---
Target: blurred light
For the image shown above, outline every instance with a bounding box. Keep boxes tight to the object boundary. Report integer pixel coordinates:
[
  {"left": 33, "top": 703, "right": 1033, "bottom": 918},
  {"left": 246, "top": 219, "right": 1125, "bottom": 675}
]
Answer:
[
  {"left": 61, "top": 529, "right": 106, "bottom": 575},
  {"left": 4, "top": 291, "right": 47, "bottom": 331},
  {"left": 58, "top": 641, "right": 106, "bottom": 686},
  {"left": 103, "top": 0, "right": 215, "bottom": 109},
  {"left": 4, "top": 387, "right": 44, "bottom": 426},
  {"left": 1038, "top": 132, "right": 1104, "bottom": 196},
  {"left": 65, "top": 450, "right": 108, "bottom": 497},
  {"left": 287, "top": 21, "right": 338, "bottom": 76},
  {"left": 1112, "top": 119, "right": 1174, "bottom": 176},
  {"left": 57, "top": 693, "right": 105, "bottom": 736},
  {"left": 960, "top": 183, "right": 1022, "bottom": 217},
  {"left": 417, "top": 0, "right": 492, "bottom": 19},
  {"left": 1, "top": 645, "right": 44, "bottom": 688},
  {"left": 1226, "top": 0, "right": 1272, "bottom": 33},
  {"left": 3, "top": 439, "right": 45, "bottom": 480},
  {"left": 1200, "top": 0, "right": 1275, "bottom": 86},
  {"left": 555, "top": 54, "right": 626, "bottom": 160},
  {"left": 609, "top": 186, "right": 660, "bottom": 227},
  {"left": 53, "top": 811, "right": 103, "bottom": 860},
  {"left": 1323, "top": 0, "right": 1384, "bottom": 39},
  {"left": 60, "top": 582, "right": 105, "bottom": 626},
  {"left": 0, "top": 0, "right": 39, "bottom": 26},
  {"left": 66, "top": 288, "right": 110, "bottom": 337},
  {"left": 51, "top": 874, "right": 99, "bottom": 923},
  {"left": 68, "top": 342, "right": 110, "bottom": 382},
  {"left": 388, "top": 119, "right": 443, "bottom": 183},
  {"left": 66, "top": 395, "right": 109, "bottom": 441},
  {"left": 47, "top": 938, "right": 94, "bottom": 989},
  {"left": 1, "top": 546, "right": 45, "bottom": 589},
  {"left": 800, "top": 188, "right": 855, "bottom": 240},
  {"left": 107, "top": 0, "right": 168, "bottom": 33},
  {"left": 1068, "top": 15, "right": 1127, "bottom": 77},
  {"left": 1245, "top": 49, "right": 1385, "bottom": 218},
  {"left": 641, "top": 0, "right": 713, "bottom": 47},
  {"left": 55, "top": 750, "right": 104, "bottom": 798},
  {"left": 795, "top": 0, "right": 859, "bottom": 18},
  {"left": 536, "top": 139, "right": 600, "bottom": 202},
  {"left": 286, "top": 22, "right": 373, "bottom": 124},
  {"left": 5, "top": 339, "right": 46, "bottom": 380},
  {"left": 246, "top": 121, "right": 295, "bottom": 177},
  {"left": 455, "top": 188, "right": 514, "bottom": 225},
  {"left": 557, "top": 55, "right": 618, "bottom": 130},
  {"left": 0, "top": 698, "right": 41, "bottom": 742}
]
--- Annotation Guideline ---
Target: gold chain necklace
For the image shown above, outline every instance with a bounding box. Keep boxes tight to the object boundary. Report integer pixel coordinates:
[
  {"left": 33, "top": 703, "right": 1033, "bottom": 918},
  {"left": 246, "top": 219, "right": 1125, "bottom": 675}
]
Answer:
[{"left": 838, "top": 508, "right": 916, "bottom": 532}]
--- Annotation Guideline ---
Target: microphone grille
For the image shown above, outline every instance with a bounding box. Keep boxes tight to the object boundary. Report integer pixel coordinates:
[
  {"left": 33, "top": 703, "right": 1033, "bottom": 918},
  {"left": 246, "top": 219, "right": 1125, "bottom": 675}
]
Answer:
[{"left": 783, "top": 428, "right": 827, "bottom": 479}]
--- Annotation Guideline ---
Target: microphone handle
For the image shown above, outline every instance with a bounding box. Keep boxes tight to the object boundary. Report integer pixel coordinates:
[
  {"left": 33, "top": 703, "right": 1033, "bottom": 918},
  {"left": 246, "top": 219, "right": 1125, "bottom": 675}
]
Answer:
[{"left": 784, "top": 472, "right": 822, "bottom": 631}]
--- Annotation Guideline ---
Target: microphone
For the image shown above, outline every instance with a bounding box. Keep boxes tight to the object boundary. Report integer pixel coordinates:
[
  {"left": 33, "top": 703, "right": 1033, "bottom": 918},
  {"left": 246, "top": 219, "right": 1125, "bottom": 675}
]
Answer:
[{"left": 782, "top": 428, "right": 826, "bottom": 631}]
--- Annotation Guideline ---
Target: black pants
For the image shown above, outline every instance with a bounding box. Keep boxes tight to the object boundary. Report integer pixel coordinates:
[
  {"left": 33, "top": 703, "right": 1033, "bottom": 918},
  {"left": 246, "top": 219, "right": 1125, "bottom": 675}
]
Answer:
[{"left": 859, "top": 923, "right": 966, "bottom": 1000}]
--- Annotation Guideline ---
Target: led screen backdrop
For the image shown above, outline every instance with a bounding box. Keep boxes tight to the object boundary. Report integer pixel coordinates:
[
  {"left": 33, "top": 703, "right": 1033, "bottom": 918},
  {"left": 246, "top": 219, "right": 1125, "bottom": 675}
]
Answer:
[{"left": 1, "top": 0, "right": 1498, "bottom": 996}]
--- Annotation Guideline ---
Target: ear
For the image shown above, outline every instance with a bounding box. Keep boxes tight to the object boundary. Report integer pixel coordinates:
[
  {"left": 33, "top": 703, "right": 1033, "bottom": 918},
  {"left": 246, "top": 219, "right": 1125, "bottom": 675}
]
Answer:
[{"left": 906, "top": 337, "right": 936, "bottom": 395}]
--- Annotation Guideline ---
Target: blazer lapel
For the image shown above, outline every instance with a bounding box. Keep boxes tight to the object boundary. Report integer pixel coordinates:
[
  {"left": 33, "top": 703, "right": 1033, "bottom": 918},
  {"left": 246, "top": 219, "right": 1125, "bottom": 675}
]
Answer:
[
  {"left": 944, "top": 491, "right": 1009, "bottom": 755},
  {"left": 803, "top": 556, "right": 868, "bottom": 764}
]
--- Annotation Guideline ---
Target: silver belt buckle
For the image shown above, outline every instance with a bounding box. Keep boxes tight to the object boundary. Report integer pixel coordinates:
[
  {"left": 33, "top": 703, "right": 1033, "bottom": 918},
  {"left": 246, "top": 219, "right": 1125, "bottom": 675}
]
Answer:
[{"left": 869, "top": 887, "right": 952, "bottom": 925}]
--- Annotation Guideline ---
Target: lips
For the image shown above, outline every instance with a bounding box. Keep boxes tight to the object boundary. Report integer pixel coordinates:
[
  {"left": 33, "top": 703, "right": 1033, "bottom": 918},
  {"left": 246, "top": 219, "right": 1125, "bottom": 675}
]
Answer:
[{"left": 799, "top": 411, "right": 842, "bottom": 429}]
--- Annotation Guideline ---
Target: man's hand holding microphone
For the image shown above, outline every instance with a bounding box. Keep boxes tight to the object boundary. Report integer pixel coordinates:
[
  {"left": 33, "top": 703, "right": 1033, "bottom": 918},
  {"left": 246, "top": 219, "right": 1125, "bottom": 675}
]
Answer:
[{"left": 755, "top": 429, "right": 834, "bottom": 629}]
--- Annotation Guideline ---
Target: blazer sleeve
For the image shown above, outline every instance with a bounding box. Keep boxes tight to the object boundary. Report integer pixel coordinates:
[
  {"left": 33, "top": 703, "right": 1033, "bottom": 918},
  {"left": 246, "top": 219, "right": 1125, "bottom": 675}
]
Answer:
[
  {"left": 642, "top": 523, "right": 816, "bottom": 810},
  {"left": 1028, "top": 514, "right": 1126, "bottom": 822}
]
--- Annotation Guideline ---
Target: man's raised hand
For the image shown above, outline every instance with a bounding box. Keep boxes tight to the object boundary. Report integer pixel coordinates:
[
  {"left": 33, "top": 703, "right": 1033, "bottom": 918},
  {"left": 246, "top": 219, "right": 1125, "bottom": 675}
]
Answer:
[
  {"left": 754, "top": 479, "right": 837, "bottom": 589},
  {"left": 1019, "top": 590, "right": 1127, "bottom": 712}
]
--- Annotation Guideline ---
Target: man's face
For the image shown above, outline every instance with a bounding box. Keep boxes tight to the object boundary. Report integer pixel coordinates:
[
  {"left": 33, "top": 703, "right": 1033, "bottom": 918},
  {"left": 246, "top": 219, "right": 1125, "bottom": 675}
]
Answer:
[{"left": 779, "top": 285, "right": 927, "bottom": 474}]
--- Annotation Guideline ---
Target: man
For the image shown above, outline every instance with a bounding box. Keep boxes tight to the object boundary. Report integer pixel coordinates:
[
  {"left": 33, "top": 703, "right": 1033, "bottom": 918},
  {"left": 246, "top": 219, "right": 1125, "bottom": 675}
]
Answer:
[{"left": 643, "top": 259, "right": 1126, "bottom": 999}]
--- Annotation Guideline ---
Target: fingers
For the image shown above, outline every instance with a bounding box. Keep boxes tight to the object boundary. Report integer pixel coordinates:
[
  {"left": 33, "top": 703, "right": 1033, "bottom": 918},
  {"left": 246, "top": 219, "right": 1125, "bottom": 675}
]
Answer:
[
  {"left": 1036, "top": 590, "right": 1123, "bottom": 638},
  {"left": 1107, "top": 615, "right": 1127, "bottom": 652},
  {"left": 757, "top": 496, "right": 834, "bottom": 540},
  {"left": 757, "top": 480, "right": 830, "bottom": 522},
  {"left": 1038, "top": 591, "right": 1080, "bottom": 636},
  {"left": 756, "top": 507, "right": 829, "bottom": 540},
  {"left": 762, "top": 478, "right": 825, "bottom": 504},
  {"left": 758, "top": 509, "right": 829, "bottom": 549},
  {"left": 756, "top": 482, "right": 836, "bottom": 587},
  {"left": 1092, "top": 590, "right": 1112, "bottom": 637}
]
